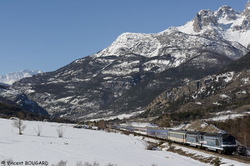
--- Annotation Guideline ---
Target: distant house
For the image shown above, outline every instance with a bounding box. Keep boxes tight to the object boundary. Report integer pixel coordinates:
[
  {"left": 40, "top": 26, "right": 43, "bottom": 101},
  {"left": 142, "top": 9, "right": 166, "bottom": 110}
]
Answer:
[
  {"left": 97, "top": 120, "right": 106, "bottom": 130},
  {"left": 91, "top": 126, "right": 98, "bottom": 130}
]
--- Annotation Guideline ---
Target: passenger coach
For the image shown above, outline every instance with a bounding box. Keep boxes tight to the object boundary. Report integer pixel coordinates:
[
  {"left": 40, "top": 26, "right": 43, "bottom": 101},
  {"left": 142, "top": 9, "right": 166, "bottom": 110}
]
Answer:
[{"left": 168, "top": 130, "right": 187, "bottom": 144}]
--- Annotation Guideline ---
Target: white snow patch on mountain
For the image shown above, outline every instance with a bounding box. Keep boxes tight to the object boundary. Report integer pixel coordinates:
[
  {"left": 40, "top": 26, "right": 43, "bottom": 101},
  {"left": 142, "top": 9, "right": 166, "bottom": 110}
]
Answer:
[
  {"left": 209, "top": 114, "right": 245, "bottom": 121},
  {"left": 215, "top": 72, "right": 234, "bottom": 83},
  {"left": 94, "top": 32, "right": 162, "bottom": 58},
  {"left": 242, "top": 77, "right": 250, "bottom": 84},
  {"left": 220, "top": 94, "right": 229, "bottom": 98},
  {"left": 101, "top": 67, "right": 139, "bottom": 76}
]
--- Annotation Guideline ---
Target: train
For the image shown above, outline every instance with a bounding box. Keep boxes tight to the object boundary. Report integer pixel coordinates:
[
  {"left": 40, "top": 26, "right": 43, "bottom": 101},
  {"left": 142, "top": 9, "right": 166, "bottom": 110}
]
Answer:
[{"left": 113, "top": 125, "right": 237, "bottom": 154}]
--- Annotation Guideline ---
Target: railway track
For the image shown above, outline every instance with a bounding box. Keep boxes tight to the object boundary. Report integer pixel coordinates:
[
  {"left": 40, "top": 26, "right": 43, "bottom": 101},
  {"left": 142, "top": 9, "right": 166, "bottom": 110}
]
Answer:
[{"left": 174, "top": 142, "right": 250, "bottom": 165}]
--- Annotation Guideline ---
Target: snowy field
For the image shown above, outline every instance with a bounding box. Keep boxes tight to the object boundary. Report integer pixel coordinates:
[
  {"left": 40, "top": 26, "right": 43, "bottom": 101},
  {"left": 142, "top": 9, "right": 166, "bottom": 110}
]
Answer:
[{"left": 0, "top": 118, "right": 248, "bottom": 166}]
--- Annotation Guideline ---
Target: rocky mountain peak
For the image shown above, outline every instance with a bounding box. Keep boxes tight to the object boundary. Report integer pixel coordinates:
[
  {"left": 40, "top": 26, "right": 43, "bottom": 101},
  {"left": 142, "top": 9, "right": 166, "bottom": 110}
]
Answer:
[
  {"left": 192, "top": 6, "right": 239, "bottom": 33},
  {"left": 215, "top": 5, "right": 239, "bottom": 20},
  {"left": 193, "top": 9, "right": 218, "bottom": 32},
  {"left": 177, "top": 1, "right": 250, "bottom": 49},
  {"left": 242, "top": 1, "right": 250, "bottom": 16}
]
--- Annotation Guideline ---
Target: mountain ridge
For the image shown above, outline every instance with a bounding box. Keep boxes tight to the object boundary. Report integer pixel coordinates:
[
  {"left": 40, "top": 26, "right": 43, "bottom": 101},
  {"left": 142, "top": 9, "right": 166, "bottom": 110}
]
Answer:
[
  {"left": 0, "top": 69, "right": 43, "bottom": 85},
  {"left": 12, "top": 2, "right": 250, "bottom": 120}
]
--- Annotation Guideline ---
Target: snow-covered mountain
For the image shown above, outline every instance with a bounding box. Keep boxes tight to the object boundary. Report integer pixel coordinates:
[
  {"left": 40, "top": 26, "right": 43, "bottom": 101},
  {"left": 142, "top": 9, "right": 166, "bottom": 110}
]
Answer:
[
  {"left": 176, "top": 2, "right": 250, "bottom": 48},
  {"left": 0, "top": 69, "right": 43, "bottom": 85},
  {"left": 12, "top": 2, "right": 250, "bottom": 120}
]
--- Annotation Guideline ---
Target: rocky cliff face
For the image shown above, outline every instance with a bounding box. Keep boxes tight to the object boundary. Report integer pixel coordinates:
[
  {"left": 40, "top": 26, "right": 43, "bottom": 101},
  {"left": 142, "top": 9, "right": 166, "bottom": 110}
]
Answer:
[
  {"left": 242, "top": 1, "right": 250, "bottom": 21},
  {"left": 145, "top": 52, "right": 250, "bottom": 122},
  {"left": 12, "top": 2, "right": 250, "bottom": 120},
  {"left": 178, "top": 2, "right": 250, "bottom": 49},
  {"left": 0, "top": 85, "right": 49, "bottom": 117}
]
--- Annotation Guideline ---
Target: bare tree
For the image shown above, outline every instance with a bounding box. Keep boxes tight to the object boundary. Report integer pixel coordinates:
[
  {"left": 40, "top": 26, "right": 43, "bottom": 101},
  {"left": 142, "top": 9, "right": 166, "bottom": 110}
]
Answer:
[
  {"left": 34, "top": 124, "right": 43, "bottom": 136},
  {"left": 83, "top": 162, "right": 99, "bottom": 166},
  {"left": 76, "top": 161, "right": 83, "bottom": 166},
  {"left": 51, "top": 160, "right": 67, "bottom": 166},
  {"left": 57, "top": 126, "right": 66, "bottom": 138},
  {"left": 12, "top": 118, "right": 26, "bottom": 135}
]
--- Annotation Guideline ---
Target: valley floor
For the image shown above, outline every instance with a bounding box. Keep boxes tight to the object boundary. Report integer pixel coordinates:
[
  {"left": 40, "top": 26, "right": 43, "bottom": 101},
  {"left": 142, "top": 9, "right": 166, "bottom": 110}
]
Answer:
[{"left": 0, "top": 118, "right": 248, "bottom": 166}]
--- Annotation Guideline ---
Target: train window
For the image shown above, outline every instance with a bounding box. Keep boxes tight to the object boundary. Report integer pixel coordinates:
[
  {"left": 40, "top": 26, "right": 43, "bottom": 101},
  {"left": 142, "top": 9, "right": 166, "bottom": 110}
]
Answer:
[
  {"left": 195, "top": 136, "right": 198, "bottom": 143},
  {"left": 170, "top": 133, "right": 185, "bottom": 139},
  {"left": 223, "top": 135, "right": 236, "bottom": 144},
  {"left": 205, "top": 137, "right": 213, "bottom": 140}
]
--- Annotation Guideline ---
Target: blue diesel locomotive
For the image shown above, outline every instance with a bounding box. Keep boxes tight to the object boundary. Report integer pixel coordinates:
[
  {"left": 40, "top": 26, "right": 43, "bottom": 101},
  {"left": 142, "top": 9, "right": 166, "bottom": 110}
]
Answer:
[{"left": 202, "top": 133, "right": 236, "bottom": 154}]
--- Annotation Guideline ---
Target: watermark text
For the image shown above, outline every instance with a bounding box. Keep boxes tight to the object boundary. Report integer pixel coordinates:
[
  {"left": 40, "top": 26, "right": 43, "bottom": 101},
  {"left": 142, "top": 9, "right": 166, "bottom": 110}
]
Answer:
[{"left": 1, "top": 160, "right": 49, "bottom": 166}]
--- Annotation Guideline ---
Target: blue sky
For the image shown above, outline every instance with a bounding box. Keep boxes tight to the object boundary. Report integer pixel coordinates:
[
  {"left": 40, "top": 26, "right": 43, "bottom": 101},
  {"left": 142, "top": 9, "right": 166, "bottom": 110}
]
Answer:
[{"left": 0, "top": 0, "right": 248, "bottom": 75}]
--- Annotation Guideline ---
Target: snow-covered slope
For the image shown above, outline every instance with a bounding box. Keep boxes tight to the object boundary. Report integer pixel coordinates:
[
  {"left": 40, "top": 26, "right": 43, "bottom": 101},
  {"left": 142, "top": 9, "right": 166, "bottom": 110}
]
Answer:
[
  {"left": 0, "top": 69, "right": 42, "bottom": 85},
  {"left": 95, "top": 28, "right": 248, "bottom": 66},
  {"left": 0, "top": 118, "right": 248, "bottom": 166}
]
